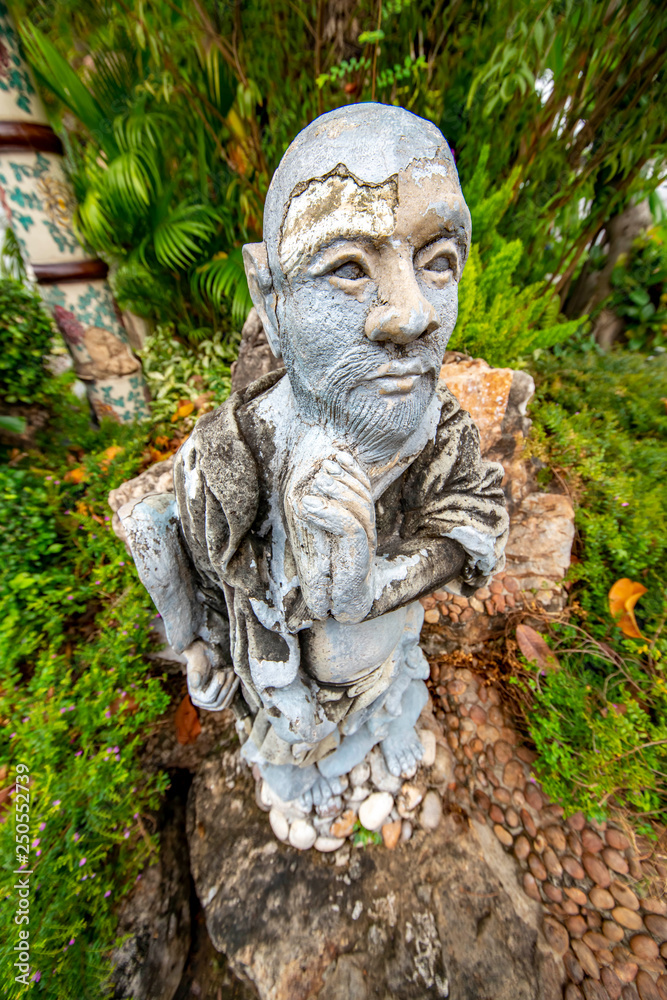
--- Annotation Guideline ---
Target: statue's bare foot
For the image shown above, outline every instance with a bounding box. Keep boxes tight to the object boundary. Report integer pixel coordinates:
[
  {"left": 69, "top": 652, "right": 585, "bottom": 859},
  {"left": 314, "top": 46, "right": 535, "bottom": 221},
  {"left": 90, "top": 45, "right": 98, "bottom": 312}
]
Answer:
[
  {"left": 381, "top": 728, "right": 424, "bottom": 778},
  {"left": 297, "top": 774, "right": 343, "bottom": 813}
]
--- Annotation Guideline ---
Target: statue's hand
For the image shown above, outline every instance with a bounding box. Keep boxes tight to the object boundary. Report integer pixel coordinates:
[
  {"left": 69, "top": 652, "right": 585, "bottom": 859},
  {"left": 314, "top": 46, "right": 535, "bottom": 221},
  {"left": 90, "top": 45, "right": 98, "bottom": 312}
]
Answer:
[
  {"left": 183, "top": 639, "right": 238, "bottom": 711},
  {"left": 300, "top": 452, "right": 377, "bottom": 623}
]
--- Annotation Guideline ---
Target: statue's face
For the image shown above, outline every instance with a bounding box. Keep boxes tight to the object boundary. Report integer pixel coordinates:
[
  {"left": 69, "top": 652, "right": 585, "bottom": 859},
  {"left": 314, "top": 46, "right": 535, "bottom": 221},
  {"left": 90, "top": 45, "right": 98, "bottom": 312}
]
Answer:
[{"left": 273, "top": 158, "right": 470, "bottom": 453}]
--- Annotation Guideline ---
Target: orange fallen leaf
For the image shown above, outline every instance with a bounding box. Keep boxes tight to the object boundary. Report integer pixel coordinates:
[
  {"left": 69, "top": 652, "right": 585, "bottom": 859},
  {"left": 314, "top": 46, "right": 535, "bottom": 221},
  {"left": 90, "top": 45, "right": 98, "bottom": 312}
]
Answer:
[
  {"left": 108, "top": 693, "right": 139, "bottom": 716},
  {"left": 100, "top": 445, "right": 124, "bottom": 469},
  {"left": 516, "top": 624, "right": 560, "bottom": 671},
  {"left": 174, "top": 695, "right": 201, "bottom": 745},
  {"left": 65, "top": 466, "right": 87, "bottom": 483},
  {"left": 171, "top": 401, "right": 195, "bottom": 422},
  {"left": 608, "top": 578, "right": 647, "bottom": 639}
]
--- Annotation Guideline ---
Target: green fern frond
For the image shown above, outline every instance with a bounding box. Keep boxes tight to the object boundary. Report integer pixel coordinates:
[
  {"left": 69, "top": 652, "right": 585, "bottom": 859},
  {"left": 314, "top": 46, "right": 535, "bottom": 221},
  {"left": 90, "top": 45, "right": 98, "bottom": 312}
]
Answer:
[
  {"left": 152, "top": 203, "right": 220, "bottom": 271},
  {"left": 190, "top": 248, "right": 252, "bottom": 325}
]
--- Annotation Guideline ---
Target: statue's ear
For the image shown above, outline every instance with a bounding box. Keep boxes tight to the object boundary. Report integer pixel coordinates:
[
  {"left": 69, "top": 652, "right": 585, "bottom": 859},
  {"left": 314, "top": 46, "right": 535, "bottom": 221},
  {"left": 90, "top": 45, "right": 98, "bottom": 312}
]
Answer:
[{"left": 242, "top": 242, "right": 281, "bottom": 360}]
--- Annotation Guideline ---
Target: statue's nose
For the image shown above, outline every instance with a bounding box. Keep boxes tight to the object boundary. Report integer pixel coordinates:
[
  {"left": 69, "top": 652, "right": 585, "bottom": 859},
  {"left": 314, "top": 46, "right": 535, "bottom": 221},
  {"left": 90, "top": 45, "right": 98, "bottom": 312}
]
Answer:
[{"left": 364, "top": 255, "right": 438, "bottom": 345}]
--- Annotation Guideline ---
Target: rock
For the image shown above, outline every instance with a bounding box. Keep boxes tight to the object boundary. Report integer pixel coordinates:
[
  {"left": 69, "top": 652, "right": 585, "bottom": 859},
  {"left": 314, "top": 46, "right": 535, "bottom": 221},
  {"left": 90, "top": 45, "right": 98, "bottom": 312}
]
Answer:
[
  {"left": 606, "top": 830, "right": 631, "bottom": 852},
  {"left": 439, "top": 358, "right": 517, "bottom": 454},
  {"left": 543, "top": 916, "right": 570, "bottom": 955},
  {"left": 582, "top": 981, "right": 611, "bottom": 1000},
  {"left": 187, "top": 751, "right": 568, "bottom": 1000},
  {"left": 495, "top": 741, "right": 514, "bottom": 764},
  {"left": 109, "top": 458, "right": 175, "bottom": 550},
  {"left": 289, "top": 819, "right": 317, "bottom": 850},
  {"left": 401, "top": 820, "right": 413, "bottom": 843},
  {"left": 582, "top": 829, "right": 606, "bottom": 853},
  {"left": 230, "top": 307, "right": 283, "bottom": 393},
  {"left": 643, "top": 899, "right": 667, "bottom": 917},
  {"left": 613, "top": 907, "right": 644, "bottom": 931},
  {"left": 545, "top": 825, "right": 568, "bottom": 852},
  {"left": 359, "top": 792, "right": 394, "bottom": 832},
  {"left": 564, "top": 950, "right": 585, "bottom": 983},
  {"left": 610, "top": 883, "right": 639, "bottom": 911},
  {"left": 603, "top": 922, "right": 626, "bottom": 944},
  {"left": 369, "top": 749, "right": 402, "bottom": 794},
  {"left": 585, "top": 932, "right": 613, "bottom": 952},
  {"left": 419, "top": 791, "right": 443, "bottom": 831},
  {"left": 571, "top": 939, "right": 601, "bottom": 979},
  {"left": 566, "top": 986, "right": 585, "bottom": 1000},
  {"left": 503, "top": 760, "right": 525, "bottom": 789},
  {"left": 636, "top": 971, "right": 662, "bottom": 1000},
  {"left": 431, "top": 744, "right": 454, "bottom": 784},
  {"left": 347, "top": 784, "right": 371, "bottom": 804},
  {"left": 419, "top": 728, "right": 437, "bottom": 767},
  {"left": 583, "top": 852, "right": 612, "bottom": 887},
  {"left": 601, "top": 966, "right": 624, "bottom": 999},
  {"left": 528, "top": 853, "right": 548, "bottom": 881},
  {"left": 110, "top": 783, "right": 191, "bottom": 1000},
  {"left": 269, "top": 808, "right": 289, "bottom": 842},
  {"left": 331, "top": 809, "right": 358, "bottom": 838},
  {"left": 494, "top": 824, "right": 513, "bottom": 848},
  {"left": 591, "top": 888, "right": 616, "bottom": 910},
  {"left": 314, "top": 836, "right": 346, "bottom": 853},
  {"left": 514, "top": 835, "right": 531, "bottom": 861},
  {"left": 382, "top": 820, "right": 402, "bottom": 850},
  {"left": 349, "top": 761, "right": 370, "bottom": 787},
  {"left": 319, "top": 954, "right": 368, "bottom": 1000},
  {"left": 503, "top": 492, "right": 575, "bottom": 599},
  {"left": 566, "top": 916, "right": 588, "bottom": 939},
  {"left": 604, "top": 848, "right": 630, "bottom": 875},
  {"left": 629, "top": 936, "right": 659, "bottom": 961},
  {"left": 566, "top": 888, "right": 589, "bottom": 907},
  {"left": 644, "top": 915, "right": 667, "bottom": 942}
]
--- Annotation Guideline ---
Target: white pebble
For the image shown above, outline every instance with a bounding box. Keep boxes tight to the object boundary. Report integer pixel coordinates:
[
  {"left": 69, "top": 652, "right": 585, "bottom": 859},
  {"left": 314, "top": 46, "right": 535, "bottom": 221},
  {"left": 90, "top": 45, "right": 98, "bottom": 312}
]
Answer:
[
  {"left": 314, "top": 835, "right": 346, "bottom": 853},
  {"left": 289, "top": 819, "right": 317, "bottom": 850},
  {"left": 358, "top": 791, "right": 394, "bottom": 831},
  {"left": 419, "top": 790, "right": 443, "bottom": 831},
  {"left": 401, "top": 820, "right": 413, "bottom": 843},
  {"left": 418, "top": 729, "right": 437, "bottom": 768},
  {"left": 347, "top": 783, "right": 371, "bottom": 804},
  {"left": 268, "top": 807, "right": 289, "bottom": 842},
  {"left": 349, "top": 761, "right": 370, "bottom": 787}
]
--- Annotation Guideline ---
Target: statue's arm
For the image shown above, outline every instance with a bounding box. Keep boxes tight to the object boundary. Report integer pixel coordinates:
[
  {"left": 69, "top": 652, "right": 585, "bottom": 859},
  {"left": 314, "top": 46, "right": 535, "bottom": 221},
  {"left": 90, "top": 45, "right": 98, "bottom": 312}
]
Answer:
[{"left": 369, "top": 535, "right": 466, "bottom": 617}]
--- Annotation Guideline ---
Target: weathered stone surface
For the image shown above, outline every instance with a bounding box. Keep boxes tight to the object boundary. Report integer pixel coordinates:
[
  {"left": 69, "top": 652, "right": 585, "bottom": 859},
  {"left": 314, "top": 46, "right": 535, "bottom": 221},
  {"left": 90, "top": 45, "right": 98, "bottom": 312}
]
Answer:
[
  {"left": 230, "top": 307, "right": 283, "bottom": 392},
  {"left": 439, "top": 358, "right": 517, "bottom": 454},
  {"left": 109, "top": 458, "right": 175, "bottom": 549},
  {"left": 503, "top": 491, "right": 575, "bottom": 595},
  {"left": 187, "top": 744, "right": 565, "bottom": 1000},
  {"left": 110, "top": 784, "right": 191, "bottom": 1000}
]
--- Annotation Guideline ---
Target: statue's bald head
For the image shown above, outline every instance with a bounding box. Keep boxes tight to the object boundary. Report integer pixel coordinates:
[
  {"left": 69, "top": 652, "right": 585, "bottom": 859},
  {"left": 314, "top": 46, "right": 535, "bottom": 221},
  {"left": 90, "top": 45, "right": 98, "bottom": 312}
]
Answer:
[{"left": 262, "top": 104, "right": 464, "bottom": 279}]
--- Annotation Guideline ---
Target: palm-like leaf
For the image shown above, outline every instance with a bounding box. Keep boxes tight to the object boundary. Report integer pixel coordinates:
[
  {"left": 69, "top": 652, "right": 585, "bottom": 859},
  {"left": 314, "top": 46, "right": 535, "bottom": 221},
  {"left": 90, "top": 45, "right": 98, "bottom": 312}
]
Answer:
[
  {"left": 19, "top": 23, "right": 114, "bottom": 153},
  {"left": 150, "top": 203, "right": 220, "bottom": 271},
  {"left": 191, "top": 249, "right": 252, "bottom": 326}
]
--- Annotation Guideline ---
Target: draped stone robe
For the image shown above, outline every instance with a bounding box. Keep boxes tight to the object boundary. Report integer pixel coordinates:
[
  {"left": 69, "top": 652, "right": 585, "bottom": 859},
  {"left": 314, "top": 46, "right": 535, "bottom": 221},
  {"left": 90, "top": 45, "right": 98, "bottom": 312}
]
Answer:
[{"left": 129, "top": 370, "right": 509, "bottom": 768}]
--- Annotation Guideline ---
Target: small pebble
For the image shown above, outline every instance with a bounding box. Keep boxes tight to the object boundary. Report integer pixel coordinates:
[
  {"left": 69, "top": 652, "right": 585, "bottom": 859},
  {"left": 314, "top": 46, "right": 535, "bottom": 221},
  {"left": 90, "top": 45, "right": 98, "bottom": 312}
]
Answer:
[
  {"left": 610, "top": 883, "right": 639, "bottom": 911},
  {"left": 543, "top": 915, "right": 569, "bottom": 955},
  {"left": 644, "top": 915, "right": 667, "bottom": 942},
  {"left": 590, "top": 888, "right": 615, "bottom": 910},
  {"left": 269, "top": 808, "right": 289, "bottom": 842},
  {"left": 359, "top": 792, "right": 394, "bottom": 832},
  {"left": 612, "top": 907, "right": 644, "bottom": 932},
  {"left": 571, "top": 939, "right": 601, "bottom": 979},
  {"left": 494, "top": 824, "right": 513, "bottom": 848},
  {"left": 314, "top": 836, "right": 345, "bottom": 852},
  {"left": 381, "top": 820, "right": 402, "bottom": 851},
  {"left": 635, "top": 970, "right": 662, "bottom": 1000},
  {"left": 419, "top": 790, "right": 443, "bottom": 831},
  {"left": 289, "top": 819, "right": 317, "bottom": 850}
]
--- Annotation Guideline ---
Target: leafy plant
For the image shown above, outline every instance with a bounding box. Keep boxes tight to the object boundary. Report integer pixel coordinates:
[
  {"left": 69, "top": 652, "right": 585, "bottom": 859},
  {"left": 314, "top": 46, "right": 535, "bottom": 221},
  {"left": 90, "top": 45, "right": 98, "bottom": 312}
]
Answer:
[
  {"left": 140, "top": 323, "right": 238, "bottom": 423},
  {"left": 449, "top": 147, "right": 583, "bottom": 365},
  {"left": 0, "top": 402, "right": 172, "bottom": 999},
  {"left": 0, "top": 277, "right": 59, "bottom": 405},
  {"left": 606, "top": 225, "right": 667, "bottom": 350},
  {"left": 516, "top": 344, "right": 667, "bottom": 826}
]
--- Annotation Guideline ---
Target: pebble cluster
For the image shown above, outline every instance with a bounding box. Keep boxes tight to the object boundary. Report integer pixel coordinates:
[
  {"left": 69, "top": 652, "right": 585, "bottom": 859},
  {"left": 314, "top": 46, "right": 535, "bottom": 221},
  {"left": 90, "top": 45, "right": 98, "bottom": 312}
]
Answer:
[
  {"left": 255, "top": 727, "right": 444, "bottom": 860},
  {"left": 421, "top": 570, "right": 562, "bottom": 626},
  {"left": 429, "top": 657, "right": 667, "bottom": 1000}
]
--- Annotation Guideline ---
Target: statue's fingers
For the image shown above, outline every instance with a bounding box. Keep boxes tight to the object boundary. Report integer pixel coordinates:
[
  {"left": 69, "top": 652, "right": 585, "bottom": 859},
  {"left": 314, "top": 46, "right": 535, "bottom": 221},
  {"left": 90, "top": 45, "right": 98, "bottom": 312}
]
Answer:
[
  {"left": 300, "top": 495, "right": 350, "bottom": 536},
  {"left": 322, "top": 460, "right": 371, "bottom": 502},
  {"left": 309, "top": 475, "right": 374, "bottom": 529},
  {"left": 334, "top": 451, "right": 372, "bottom": 492}
]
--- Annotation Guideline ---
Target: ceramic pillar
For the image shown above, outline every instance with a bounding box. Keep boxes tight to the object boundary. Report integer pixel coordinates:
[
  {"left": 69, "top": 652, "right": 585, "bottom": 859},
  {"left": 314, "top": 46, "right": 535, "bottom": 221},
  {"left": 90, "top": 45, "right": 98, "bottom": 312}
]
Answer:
[{"left": 0, "top": 4, "right": 149, "bottom": 423}]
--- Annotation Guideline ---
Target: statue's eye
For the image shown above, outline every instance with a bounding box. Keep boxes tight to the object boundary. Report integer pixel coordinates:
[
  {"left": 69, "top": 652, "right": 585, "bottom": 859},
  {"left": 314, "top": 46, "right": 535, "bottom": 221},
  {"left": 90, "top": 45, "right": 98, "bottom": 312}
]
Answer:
[
  {"left": 424, "top": 256, "right": 452, "bottom": 274},
  {"left": 333, "top": 261, "right": 366, "bottom": 280}
]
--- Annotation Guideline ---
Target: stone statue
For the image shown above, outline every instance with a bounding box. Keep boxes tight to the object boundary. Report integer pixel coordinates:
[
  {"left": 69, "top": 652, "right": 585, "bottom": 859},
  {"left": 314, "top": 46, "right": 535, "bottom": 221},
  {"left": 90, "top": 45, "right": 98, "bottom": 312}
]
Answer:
[{"left": 120, "top": 104, "right": 509, "bottom": 813}]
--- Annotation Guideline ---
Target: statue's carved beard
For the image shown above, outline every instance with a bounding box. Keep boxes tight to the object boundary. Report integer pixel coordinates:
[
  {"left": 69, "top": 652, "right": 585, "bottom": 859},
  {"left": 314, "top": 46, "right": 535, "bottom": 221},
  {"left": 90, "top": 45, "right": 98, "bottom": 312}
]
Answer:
[{"left": 286, "top": 342, "right": 438, "bottom": 463}]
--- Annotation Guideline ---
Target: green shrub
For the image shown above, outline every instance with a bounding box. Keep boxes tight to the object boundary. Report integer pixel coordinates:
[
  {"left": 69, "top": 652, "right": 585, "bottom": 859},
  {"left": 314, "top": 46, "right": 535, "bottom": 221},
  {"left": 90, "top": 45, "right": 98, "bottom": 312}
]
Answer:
[
  {"left": 0, "top": 278, "right": 58, "bottom": 405},
  {"left": 606, "top": 224, "right": 667, "bottom": 351},
  {"left": 449, "top": 147, "right": 582, "bottom": 366},
  {"left": 515, "top": 345, "right": 667, "bottom": 828},
  {"left": 140, "top": 323, "right": 238, "bottom": 423},
  {"left": 0, "top": 408, "right": 171, "bottom": 999}
]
